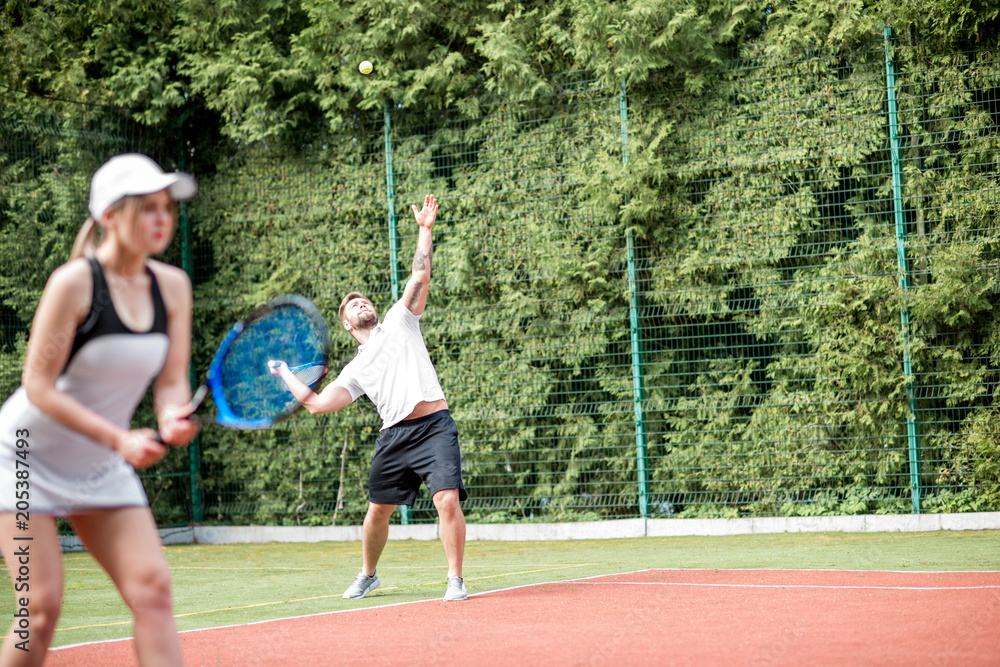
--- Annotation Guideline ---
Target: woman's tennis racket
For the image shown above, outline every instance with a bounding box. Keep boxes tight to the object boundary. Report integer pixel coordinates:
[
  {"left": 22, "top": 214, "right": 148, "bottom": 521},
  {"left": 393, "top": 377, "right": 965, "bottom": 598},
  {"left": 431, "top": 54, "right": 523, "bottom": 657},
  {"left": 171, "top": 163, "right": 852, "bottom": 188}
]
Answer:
[{"left": 178, "top": 294, "right": 330, "bottom": 431}]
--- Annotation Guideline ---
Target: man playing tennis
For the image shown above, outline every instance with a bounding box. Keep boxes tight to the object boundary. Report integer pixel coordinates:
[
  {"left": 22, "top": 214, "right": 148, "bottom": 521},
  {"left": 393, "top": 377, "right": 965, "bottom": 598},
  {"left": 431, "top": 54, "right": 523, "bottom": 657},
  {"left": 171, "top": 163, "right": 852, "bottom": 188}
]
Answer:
[{"left": 269, "top": 194, "right": 468, "bottom": 602}]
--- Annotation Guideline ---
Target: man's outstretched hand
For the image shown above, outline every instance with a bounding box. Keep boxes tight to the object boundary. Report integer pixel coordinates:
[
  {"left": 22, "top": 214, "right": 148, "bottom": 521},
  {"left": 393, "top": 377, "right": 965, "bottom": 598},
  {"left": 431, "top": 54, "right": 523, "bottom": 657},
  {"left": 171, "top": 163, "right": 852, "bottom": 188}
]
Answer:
[{"left": 412, "top": 194, "right": 438, "bottom": 230}]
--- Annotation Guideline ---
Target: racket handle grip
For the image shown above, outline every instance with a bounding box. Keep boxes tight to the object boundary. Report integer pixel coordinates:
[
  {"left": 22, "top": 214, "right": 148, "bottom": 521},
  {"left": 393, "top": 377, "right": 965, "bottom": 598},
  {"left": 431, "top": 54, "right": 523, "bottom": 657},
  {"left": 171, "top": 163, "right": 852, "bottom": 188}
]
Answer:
[{"left": 151, "top": 413, "right": 201, "bottom": 445}]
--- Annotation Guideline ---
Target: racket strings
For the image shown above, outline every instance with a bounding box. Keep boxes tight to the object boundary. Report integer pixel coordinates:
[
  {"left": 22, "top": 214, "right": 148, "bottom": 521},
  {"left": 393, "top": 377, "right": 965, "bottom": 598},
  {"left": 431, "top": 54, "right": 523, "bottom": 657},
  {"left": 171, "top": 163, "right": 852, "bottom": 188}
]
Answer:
[
  {"left": 288, "top": 363, "right": 326, "bottom": 388},
  {"left": 215, "top": 301, "right": 329, "bottom": 425}
]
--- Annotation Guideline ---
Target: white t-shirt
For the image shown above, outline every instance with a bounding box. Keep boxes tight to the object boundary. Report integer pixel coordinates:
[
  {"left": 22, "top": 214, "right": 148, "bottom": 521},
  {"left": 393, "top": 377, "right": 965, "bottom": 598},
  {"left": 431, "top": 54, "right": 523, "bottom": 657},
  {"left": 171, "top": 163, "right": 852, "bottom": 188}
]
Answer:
[{"left": 332, "top": 301, "right": 446, "bottom": 429}]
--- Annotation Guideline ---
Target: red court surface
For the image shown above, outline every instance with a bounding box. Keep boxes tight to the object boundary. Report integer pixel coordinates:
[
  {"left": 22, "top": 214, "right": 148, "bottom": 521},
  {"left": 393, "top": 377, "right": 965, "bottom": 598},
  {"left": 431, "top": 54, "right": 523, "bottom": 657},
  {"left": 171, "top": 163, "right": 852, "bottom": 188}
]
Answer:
[{"left": 49, "top": 569, "right": 1000, "bottom": 666}]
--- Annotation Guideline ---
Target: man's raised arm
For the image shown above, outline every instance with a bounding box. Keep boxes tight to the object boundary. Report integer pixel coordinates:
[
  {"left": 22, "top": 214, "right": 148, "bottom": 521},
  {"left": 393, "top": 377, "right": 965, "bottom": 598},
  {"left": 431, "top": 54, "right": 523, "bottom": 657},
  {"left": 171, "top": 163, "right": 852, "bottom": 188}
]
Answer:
[{"left": 402, "top": 194, "right": 438, "bottom": 316}]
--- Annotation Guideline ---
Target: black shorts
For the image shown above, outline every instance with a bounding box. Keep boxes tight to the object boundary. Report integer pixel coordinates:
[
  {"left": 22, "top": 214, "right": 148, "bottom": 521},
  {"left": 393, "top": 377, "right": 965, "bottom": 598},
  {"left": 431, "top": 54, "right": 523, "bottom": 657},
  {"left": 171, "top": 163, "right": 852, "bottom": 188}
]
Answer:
[{"left": 368, "top": 410, "right": 467, "bottom": 506}]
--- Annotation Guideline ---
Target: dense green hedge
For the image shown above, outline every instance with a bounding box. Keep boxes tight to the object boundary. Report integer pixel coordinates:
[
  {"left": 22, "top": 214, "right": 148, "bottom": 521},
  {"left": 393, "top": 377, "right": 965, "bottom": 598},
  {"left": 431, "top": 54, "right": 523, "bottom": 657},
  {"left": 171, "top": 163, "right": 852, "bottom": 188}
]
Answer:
[{"left": 2, "top": 1, "right": 999, "bottom": 524}]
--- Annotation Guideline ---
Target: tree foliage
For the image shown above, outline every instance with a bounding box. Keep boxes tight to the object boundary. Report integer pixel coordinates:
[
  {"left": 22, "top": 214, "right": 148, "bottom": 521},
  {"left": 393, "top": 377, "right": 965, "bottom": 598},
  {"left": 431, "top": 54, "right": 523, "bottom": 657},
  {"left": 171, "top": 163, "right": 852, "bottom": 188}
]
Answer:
[{"left": 2, "top": 1, "right": 1000, "bottom": 524}]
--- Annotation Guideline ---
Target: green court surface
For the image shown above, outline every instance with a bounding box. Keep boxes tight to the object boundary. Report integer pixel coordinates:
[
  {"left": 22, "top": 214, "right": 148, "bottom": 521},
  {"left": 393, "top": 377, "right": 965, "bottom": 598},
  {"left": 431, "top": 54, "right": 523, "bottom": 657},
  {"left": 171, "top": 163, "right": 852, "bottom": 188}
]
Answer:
[{"left": 3, "top": 530, "right": 999, "bottom": 648}]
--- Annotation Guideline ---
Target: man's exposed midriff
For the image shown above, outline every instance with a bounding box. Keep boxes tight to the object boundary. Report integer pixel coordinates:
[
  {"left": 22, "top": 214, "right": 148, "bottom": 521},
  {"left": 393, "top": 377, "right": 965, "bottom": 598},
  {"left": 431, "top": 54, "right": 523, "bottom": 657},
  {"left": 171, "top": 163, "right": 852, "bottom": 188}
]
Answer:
[{"left": 404, "top": 398, "right": 449, "bottom": 420}]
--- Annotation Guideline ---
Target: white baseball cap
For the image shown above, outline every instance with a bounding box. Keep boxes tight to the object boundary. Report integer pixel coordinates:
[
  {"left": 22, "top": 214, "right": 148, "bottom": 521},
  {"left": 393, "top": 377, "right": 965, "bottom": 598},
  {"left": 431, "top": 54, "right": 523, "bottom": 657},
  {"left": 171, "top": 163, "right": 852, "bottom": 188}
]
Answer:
[{"left": 89, "top": 153, "right": 198, "bottom": 221}]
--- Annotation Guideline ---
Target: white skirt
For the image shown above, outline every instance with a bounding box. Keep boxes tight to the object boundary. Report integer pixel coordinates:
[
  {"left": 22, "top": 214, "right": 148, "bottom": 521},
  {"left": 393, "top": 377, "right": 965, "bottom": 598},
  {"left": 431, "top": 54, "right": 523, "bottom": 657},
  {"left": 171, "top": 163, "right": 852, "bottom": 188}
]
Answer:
[{"left": 0, "top": 388, "right": 148, "bottom": 516}]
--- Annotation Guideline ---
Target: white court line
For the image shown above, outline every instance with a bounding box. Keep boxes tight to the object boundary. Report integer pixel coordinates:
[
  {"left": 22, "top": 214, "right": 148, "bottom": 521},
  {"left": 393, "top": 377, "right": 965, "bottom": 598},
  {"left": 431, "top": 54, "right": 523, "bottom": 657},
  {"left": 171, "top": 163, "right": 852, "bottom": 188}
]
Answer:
[
  {"left": 567, "top": 581, "right": 1000, "bottom": 591},
  {"left": 49, "top": 568, "right": 1000, "bottom": 651},
  {"left": 622, "top": 567, "right": 1000, "bottom": 574},
  {"left": 52, "top": 568, "right": 653, "bottom": 651}
]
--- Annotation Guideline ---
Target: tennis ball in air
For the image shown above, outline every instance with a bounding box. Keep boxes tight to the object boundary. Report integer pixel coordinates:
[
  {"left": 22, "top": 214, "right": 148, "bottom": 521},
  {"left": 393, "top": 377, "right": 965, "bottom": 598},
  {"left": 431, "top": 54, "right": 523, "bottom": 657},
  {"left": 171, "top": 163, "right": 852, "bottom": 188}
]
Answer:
[{"left": 359, "top": 60, "right": 373, "bottom": 75}]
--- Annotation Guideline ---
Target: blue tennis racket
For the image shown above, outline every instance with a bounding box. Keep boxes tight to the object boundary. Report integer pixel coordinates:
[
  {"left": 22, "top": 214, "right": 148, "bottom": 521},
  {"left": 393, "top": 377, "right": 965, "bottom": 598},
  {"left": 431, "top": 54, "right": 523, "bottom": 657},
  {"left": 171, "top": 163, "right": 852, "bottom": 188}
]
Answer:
[{"left": 182, "top": 295, "right": 330, "bottom": 430}]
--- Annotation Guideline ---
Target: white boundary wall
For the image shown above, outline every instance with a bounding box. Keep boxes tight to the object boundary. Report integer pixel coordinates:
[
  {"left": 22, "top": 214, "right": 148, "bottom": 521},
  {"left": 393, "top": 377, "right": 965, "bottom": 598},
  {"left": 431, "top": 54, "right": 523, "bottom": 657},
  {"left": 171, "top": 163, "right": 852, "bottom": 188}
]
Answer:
[{"left": 57, "top": 511, "right": 1000, "bottom": 550}]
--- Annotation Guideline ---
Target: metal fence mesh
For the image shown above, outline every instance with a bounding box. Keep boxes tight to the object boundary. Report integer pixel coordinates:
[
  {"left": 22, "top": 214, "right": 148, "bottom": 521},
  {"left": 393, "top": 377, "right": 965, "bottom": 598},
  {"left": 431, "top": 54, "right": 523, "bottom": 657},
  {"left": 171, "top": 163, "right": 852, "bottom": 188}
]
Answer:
[{"left": 2, "top": 36, "right": 998, "bottom": 526}]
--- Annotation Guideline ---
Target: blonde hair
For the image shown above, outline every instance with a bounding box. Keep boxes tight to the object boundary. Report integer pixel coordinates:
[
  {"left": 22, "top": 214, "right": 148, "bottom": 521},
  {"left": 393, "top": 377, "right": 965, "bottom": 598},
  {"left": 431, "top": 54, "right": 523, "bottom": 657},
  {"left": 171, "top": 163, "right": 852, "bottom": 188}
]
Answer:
[
  {"left": 70, "top": 198, "right": 131, "bottom": 260},
  {"left": 70, "top": 217, "right": 102, "bottom": 260},
  {"left": 69, "top": 195, "right": 176, "bottom": 260}
]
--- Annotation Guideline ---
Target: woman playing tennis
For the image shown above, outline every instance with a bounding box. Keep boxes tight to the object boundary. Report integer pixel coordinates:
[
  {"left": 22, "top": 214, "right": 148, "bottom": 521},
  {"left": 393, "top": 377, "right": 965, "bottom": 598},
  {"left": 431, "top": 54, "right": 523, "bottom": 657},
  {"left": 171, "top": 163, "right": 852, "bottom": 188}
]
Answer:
[{"left": 0, "top": 154, "right": 200, "bottom": 666}]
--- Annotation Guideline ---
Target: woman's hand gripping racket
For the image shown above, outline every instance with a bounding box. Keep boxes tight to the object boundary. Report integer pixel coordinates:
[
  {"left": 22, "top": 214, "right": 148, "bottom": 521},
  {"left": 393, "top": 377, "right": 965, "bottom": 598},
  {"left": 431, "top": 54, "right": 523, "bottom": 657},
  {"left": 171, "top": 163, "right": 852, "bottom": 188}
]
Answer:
[{"left": 171, "top": 295, "right": 330, "bottom": 434}]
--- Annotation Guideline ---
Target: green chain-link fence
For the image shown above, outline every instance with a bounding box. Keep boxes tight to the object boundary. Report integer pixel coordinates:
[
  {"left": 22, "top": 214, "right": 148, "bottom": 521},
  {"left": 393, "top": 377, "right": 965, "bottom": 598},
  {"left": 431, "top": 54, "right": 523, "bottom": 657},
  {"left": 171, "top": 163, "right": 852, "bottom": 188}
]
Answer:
[{"left": 2, "top": 32, "right": 998, "bottom": 526}]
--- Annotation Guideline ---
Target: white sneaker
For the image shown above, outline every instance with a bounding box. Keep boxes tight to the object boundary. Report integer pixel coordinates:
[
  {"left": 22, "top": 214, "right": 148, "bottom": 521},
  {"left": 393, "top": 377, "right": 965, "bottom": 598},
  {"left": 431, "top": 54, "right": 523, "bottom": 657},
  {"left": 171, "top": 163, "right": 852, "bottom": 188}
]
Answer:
[
  {"left": 343, "top": 571, "right": 380, "bottom": 599},
  {"left": 444, "top": 576, "right": 467, "bottom": 601}
]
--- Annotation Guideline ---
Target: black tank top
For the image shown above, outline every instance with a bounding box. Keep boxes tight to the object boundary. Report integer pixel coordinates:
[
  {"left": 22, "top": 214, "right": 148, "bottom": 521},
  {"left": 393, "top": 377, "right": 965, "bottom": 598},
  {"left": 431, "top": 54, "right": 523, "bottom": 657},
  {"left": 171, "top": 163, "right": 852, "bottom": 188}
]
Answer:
[{"left": 65, "top": 257, "right": 168, "bottom": 369}]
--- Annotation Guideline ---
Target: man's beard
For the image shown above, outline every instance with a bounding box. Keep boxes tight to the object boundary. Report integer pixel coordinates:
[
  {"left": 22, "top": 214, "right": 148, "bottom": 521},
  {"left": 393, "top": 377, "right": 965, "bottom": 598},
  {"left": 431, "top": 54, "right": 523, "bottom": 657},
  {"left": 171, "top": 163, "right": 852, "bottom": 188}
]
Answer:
[{"left": 356, "top": 311, "right": 378, "bottom": 330}]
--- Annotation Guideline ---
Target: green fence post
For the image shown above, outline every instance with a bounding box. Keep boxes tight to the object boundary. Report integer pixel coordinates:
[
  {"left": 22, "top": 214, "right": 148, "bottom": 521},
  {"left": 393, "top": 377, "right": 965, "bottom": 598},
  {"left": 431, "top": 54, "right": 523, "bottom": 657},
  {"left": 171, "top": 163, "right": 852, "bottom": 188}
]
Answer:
[
  {"left": 384, "top": 103, "right": 412, "bottom": 525},
  {"left": 884, "top": 27, "right": 922, "bottom": 514},
  {"left": 177, "top": 109, "right": 203, "bottom": 524},
  {"left": 621, "top": 78, "right": 650, "bottom": 518}
]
